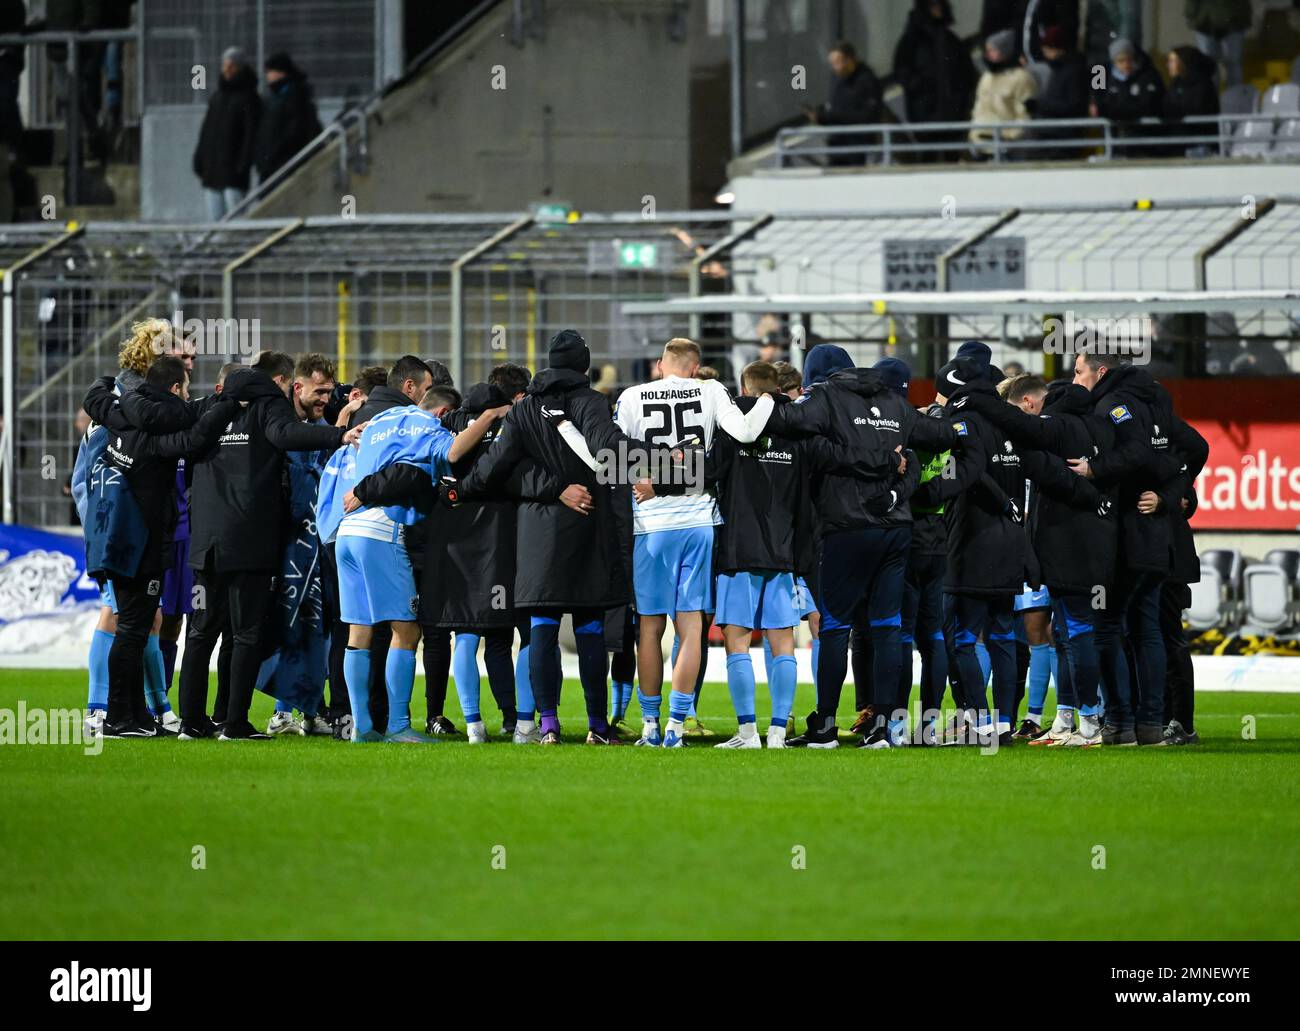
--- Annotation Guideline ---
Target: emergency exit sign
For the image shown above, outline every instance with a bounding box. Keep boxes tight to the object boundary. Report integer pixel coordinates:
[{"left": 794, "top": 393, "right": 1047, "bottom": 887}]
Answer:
[{"left": 617, "top": 242, "right": 657, "bottom": 269}]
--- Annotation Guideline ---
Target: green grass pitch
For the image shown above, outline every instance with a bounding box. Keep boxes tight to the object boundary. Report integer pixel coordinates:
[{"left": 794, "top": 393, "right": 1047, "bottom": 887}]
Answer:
[{"left": 0, "top": 668, "right": 1296, "bottom": 940}]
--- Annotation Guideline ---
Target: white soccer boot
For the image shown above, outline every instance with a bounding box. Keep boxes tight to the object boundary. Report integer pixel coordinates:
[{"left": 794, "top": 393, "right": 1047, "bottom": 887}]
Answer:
[
  {"left": 715, "top": 723, "right": 761, "bottom": 749},
  {"left": 512, "top": 719, "right": 540, "bottom": 744},
  {"left": 1032, "top": 708, "right": 1076, "bottom": 746},
  {"left": 767, "top": 723, "right": 788, "bottom": 749},
  {"left": 466, "top": 720, "right": 489, "bottom": 744},
  {"left": 266, "top": 711, "right": 305, "bottom": 736}
]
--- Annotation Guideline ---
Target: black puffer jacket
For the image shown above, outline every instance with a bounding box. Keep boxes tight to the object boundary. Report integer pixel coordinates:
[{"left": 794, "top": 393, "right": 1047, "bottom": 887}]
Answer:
[
  {"left": 192, "top": 65, "right": 261, "bottom": 191},
  {"left": 254, "top": 72, "right": 321, "bottom": 181},
  {"left": 893, "top": 0, "right": 977, "bottom": 124}
]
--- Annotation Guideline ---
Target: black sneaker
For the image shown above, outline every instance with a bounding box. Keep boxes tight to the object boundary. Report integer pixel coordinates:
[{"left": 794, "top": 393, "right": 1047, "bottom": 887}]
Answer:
[
  {"left": 1136, "top": 723, "right": 1166, "bottom": 746},
  {"left": 177, "top": 718, "right": 216, "bottom": 740},
  {"left": 103, "top": 720, "right": 157, "bottom": 738},
  {"left": 152, "top": 718, "right": 178, "bottom": 738},
  {"left": 785, "top": 711, "right": 839, "bottom": 749},
  {"left": 426, "top": 714, "right": 458, "bottom": 736},
  {"left": 218, "top": 721, "right": 272, "bottom": 741},
  {"left": 1101, "top": 723, "right": 1137, "bottom": 746},
  {"left": 1163, "top": 720, "right": 1199, "bottom": 745},
  {"left": 857, "top": 725, "right": 890, "bottom": 749},
  {"left": 1013, "top": 718, "right": 1041, "bottom": 740}
]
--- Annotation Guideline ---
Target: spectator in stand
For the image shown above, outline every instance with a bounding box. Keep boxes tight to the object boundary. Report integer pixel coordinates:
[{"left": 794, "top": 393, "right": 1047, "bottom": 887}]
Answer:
[
  {"left": 254, "top": 52, "right": 323, "bottom": 184},
  {"left": 990, "top": 0, "right": 1080, "bottom": 63},
  {"left": 1083, "top": 0, "right": 1143, "bottom": 71},
  {"left": 807, "top": 41, "right": 881, "bottom": 167},
  {"left": 1091, "top": 38, "right": 1164, "bottom": 157},
  {"left": 970, "top": 28, "right": 1039, "bottom": 157},
  {"left": 1164, "top": 45, "right": 1220, "bottom": 156},
  {"left": 0, "top": 0, "right": 26, "bottom": 154},
  {"left": 1026, "top": 23, "right": 1089, "bottom": 158},
  {"left": 893, "top": 0, "right": 977, "bottom": 161},
  {"left": 193, "top": 46, "right": 261, "bottom": 219},
  {"left": 1186, "top": 0, "right": 1252, "bottom": 87}
]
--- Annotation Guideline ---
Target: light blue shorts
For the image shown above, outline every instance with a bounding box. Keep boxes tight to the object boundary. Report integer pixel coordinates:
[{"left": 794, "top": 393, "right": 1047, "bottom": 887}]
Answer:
[
  {"left": 1015, "top": 583, "right": 1052, "bottom": 612},
  {"left": 715, "top": 570, "right": 800, "bottom": 630},
  {"left": 633, "top": 526, "right": 714, "bottom": 616},
  {"left": 336, "top": 534, "right": 419, "bottom": 626},
  {"left": 795, "top": 576, "right": 817, "bottom": 618},
  {"left": 100, "top": 582, "right": 117, "bottom": 614}
]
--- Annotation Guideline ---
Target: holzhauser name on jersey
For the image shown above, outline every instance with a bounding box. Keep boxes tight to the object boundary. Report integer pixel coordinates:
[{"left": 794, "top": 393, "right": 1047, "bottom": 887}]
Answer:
[{"left": 641, "top": 386, "right": 703, "bottom": 401}]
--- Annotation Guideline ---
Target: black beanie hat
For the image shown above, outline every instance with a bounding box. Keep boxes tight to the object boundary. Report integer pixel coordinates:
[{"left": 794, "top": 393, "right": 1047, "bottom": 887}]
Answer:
[{"left": 548, "top": 329, "right": 590, "bottom": 373}]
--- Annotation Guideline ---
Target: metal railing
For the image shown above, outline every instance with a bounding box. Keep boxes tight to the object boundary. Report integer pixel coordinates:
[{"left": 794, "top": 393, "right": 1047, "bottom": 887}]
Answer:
[{"left": 773, "top": 113, "right": 1298, "bottom": 167}]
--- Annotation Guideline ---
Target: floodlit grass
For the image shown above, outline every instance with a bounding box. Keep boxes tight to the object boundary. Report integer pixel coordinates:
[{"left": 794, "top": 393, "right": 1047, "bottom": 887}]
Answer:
[{"left": 0, "top": 668, "right": 1295, "bottom": 940}]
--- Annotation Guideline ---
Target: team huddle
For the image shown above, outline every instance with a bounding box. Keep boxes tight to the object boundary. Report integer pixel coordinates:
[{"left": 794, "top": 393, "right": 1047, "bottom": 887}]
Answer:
[{"left": 74, "top": 320, "right": 1209, "bottom": 750}]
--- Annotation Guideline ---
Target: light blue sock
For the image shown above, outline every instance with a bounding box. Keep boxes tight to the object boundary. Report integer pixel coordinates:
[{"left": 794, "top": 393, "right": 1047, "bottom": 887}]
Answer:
[
  {"left": 811, "top": 637, "right": 820, "bottom": 680},
  {"left": 453, "top": 633, "right": 482, "bottom": 724},
  {"left": 343, "top": 647, "right": 373, "bottom": 737},
  {"left": 725, "top": 652, "right": 756, "bottom": 724},
  {"left": 611, "top": 680, "right": 634, "bottom": 720},
  {"left": 668, "top": 689, "right": 694, "bottom": 724},
  {"left": 87, "top": 629, "right": 113, "bottom": 711},
  {"left": 976, "top": 641, "right": 991, "bottom": 688},
  {"left": 515, "top": 641, "right": 534, "bottom": 719},
  {"left": 143, "top": 635, "right": 170, "bottom": 715},
  {"left": 761, "top": 636, "right": 775, "bottom": 684},
  {"left": 770, "top": 653, "right": 797, "bottom": 728},
  {"left": 1027, "top": 643, "right": 1052, "bottom": 718},
  {"left": 385, "top": 646, "right": 417, "bottom": 735},
  {"left": 638, "top": 688, "right": 661, "bottom": 724}
]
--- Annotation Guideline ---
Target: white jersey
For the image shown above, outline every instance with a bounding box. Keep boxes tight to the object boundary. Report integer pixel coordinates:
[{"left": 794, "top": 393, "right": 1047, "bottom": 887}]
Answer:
[{"left": 615, "top": 375, "right": 772, "bottom": 535}]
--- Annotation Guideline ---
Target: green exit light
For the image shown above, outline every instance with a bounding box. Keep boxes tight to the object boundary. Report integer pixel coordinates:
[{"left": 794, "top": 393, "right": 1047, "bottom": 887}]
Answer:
[{"left": 618, "top": 242, "right": 657, "bottom": 269}]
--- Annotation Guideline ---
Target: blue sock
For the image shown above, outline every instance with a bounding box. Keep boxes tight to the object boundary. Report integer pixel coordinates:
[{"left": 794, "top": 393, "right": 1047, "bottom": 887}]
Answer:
[
  {"left": 515, "top": 642, "right": 534, "bottom": 720},
  {"left": 762, "top": 636, "right": 774, "bottom": 684},
  {"left": 811, "top": 637, "right": 820, "bottom": 680},
  {"left": 453, "top": 633, "right": 482, "bottom": 724},
  {"left": 976, "top": 641, "right": 991, "bottom": 688},
  {"left": 159, "top": 637, "right": 178, "bottom": 691},
  {"left": 1027, "top": 643, "right": 1052, "bottom": 718},
  {"left": 143, "top": 635, "right": 170, "bottom": 715},
  {"left": 87, "top": 629, "right": 113, "bottom": 711},
  {"left": 343, "top": 647, "right": 373, "bottom": 737},
  {"left": 725, "top": 652, "right": 756, "bottom": 724},
  {"left": 611, "top": 680, "right": 633, "bottom": 720},
  {"left": 385, "top": 646, "right": 417, "bottom": 735},
  {"left": 668, "top": 689, "right": 694, "bottom": 724},
  {"left": 638, "top": 688, "right": 661, "bottom": 724},
  {"left": 770, "top": 653, "right": 797, "bottom": 728}
]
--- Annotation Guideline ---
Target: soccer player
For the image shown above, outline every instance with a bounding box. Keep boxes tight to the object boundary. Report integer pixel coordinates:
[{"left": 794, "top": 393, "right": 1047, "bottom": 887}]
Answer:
[
  {"left": 334, "top": 390, "right": 505, "bottom": 742},
  {"left": 613, "top": 338, "right": 774, "bottom": 748}
]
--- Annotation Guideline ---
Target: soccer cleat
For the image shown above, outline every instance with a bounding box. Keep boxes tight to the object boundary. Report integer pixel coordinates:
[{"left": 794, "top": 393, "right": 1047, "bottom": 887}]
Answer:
[
  {"left": 767, "top": 724, "right": 788, "bottom": 749},
  {"left": 1136, "top": 723, "right": 1167, "bottom": 746},
  {"left": 425, "top": 714, "right": 458, "bottom": 736},
  {"left": 267, "top": 711, "right": 305, "bottom": 736},
  {"left": 610, "top": 716, "right": 637, "bottom": 741},
  {"left": 83, "top": 709, "right": 106, "bottom": 738},
  {"left": 1101, "top": 723, "right": 1137, "bottom": 747},
  {"left": 158, "top": 710, "right": 182, "bottom": 733},
  {"left": 1013, "top": 718, "right": 1042, "bottom": 740},
  {"left": 352, "top": 728, "right": 386, "bottom": 743},
  {"left": 466, "top": 721, "right": 489, "bottom": 744},
  {"left": 385, "top": 727, "right": 438, "bottom": 744},
  {"left": 1162, "top": 719, "right": 1199, "bottom": 746},
  {"left": 1031, "top": 709, "right": 1076, "bottom": 746},
  {"left": 586, "top": 728, "right": 623, "bottom": 745},
  {"left": 715, "top": 725, "right": 761, "bottom": 749},
  {"left": 635, "top": 720, "right": 663, "bottom": 747},
  {"left": 513, "top": 720, "right": 540, "bottom": 744},
  {"left": 662, "top": 719, "right": 687, "bottom": 748},
  {"left": 151, "top": 718, "right": 179, "bottom": 738},
  {"left": 539, "top": 730, "right": 561, "bottom": 745},
  {"left": 103, "top": 720, "right": 157, "bottom": 738},
  {"left": 683, "top": 716, "right": 716, "bottom": 738},
  {"left": 1060, "top": 714, "right": 1104, "bottom": 748},
  {"left": 786, "top": 711, "right": 838, "bottom": 749},
  {"left": 218, "top": 722, "right": 272, "bottom": 741},
  {"left": 301, "top": 715, "right": 333, "bottom": 736},
  {"left": 177, "top": 720, "right": 216, "bottom": 740},
  {"left": 857, "top": 725, "right": 891, "bottom": 749},
  {"left": 332, "top": 713, "right": 354, "bottom": 741}
]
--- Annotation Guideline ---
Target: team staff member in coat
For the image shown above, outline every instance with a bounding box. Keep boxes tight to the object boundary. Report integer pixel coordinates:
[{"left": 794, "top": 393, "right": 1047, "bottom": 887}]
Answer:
[
  {"left": 164, "top": 354, "right": 361, "bottom": 741},
  {"left": 461, "top": 330, "right": 674, "bottom": 745},
  {"left": 959, "top": 376, "right": 1118, "bottom": 747},
  {"left": 81, "top": 358, "right": 238, "bottom": 737},
  {"left": 769, "top": 348, "right": 954, "bottom": 750},
  {"left": 1069, "top": 351, "right": 1186, "bottom": 746},
  {"left": 192, "top": 47, "right": 261, "bottom": 219},
  {"left": 914, "top": 358, "right": 1106, "bottom": 745}
]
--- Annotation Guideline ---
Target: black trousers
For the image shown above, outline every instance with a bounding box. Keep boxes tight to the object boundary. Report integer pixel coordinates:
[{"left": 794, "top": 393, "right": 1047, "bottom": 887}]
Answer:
[
  {"left": 1161, "top": 579, "right": 1195, "bottom": 731},
  {"left": 107, "top": 574, "right": 162, "bottom": 726},
  {"left": 421, "top": 627, "right": 451, "bottom": 717},
  {"left": 179, "top": 564, "right": 273, "bottom": 730}
]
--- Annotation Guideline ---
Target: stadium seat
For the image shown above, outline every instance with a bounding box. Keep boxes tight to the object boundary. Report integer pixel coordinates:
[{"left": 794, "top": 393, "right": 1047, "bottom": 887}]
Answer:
[
  {"left": 1220, "top": 84, "right": 1260, "bottom": 115},
  {"left": 1201, "top": 548, "right": 1245, "bottom": 595},
  {"left": 1275, "top": 118, "right": 1300, "bottom": 156},
  {"left": 1243, "top": 563, "right": 1294, "bottom": 632},
  {"left": 1186, "top": 572, "right": 1225, "bottom": 631},
  {"left": 1264, "top": 548, "right": 1300, "bottom": 582},
  {"left": 1262, "top": 83, "right": 1300, "bottom": 115}
]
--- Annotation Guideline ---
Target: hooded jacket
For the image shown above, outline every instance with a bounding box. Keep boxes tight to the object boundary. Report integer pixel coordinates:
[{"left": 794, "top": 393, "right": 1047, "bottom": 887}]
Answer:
[
  {"left": 192, "top": 65, "right": 261, "bottom": 191},
  {"left": 165, "top": 368, "right": 346, "bottom": 573},
  {"left": 893, "top": 0, "right": 977, "bottom": 125},
  {"left": 254, "top": 69, "right": 322, "bottom": 181},
  {"left": 767, "top": 366, "right": 955, "bottom": 534}
]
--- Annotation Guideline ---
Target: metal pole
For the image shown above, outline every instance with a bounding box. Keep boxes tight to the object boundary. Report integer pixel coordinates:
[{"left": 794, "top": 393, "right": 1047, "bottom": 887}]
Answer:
[
  {"left": 221, "top": 219, "right": 303, "bottom": 325},
  {"left": 67, "top": 36, "right": 80, "bottom": 207},
  {"left": 729, "top": 0, "right": 745, "bottom": 158},
  {"left": 2, "top": 271, "right": 14, "bottom": 523}
]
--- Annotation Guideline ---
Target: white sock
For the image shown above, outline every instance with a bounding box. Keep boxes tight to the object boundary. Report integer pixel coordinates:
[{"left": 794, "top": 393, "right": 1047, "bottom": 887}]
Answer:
[
  {"left": 516, "top": 718, "right": 535, "bottom": 733},
  {"left": 737, "top": 722, "right": 757, "bottom": 739}
]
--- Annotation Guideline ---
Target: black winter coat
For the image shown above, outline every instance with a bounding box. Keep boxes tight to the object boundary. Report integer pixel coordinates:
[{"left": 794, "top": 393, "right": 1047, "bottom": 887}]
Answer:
[
  {"left": 893, "top": 2, "right": 977, "bottom": 124},
  {"left": 82, "top": 379, "right": 237, "bottom": 578},
  {"left": 1094, "top": 53, "right": 1164, "bottom": 125},
  {"left": 255, "top": 74, "right": 322, "bottom": 181},
  {"left": 461, "top": 367, "right": 650, "bottom": 611},
  {"left": 960, "top": 381, "right": 1118, "bottom": 595},
  {"left": 163, "top": 368, "right": 345, "bottom": 573},
  {"left": 193, "top": 66, "right": 261, "bottom": 191},
  {"left": 823, "top": 62, "right": 883, "bottom": 165},
  {"left": 1155, "top": 388, "right": 1209, "bottom": 585},
  {"left": 1033, "top": 51, "right": 1089, "bottom": 119}
]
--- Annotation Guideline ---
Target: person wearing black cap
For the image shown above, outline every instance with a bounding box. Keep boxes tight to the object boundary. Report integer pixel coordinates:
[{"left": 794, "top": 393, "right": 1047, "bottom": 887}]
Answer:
[
  {"left": 461, "top": 329, "right": 671, "bottom": 745},
  {"left": 769, "top": 348, "right": 958, "bottom": 749},
  {"left": 254, "top": 51, "right": 321, "bottom": 183}
]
